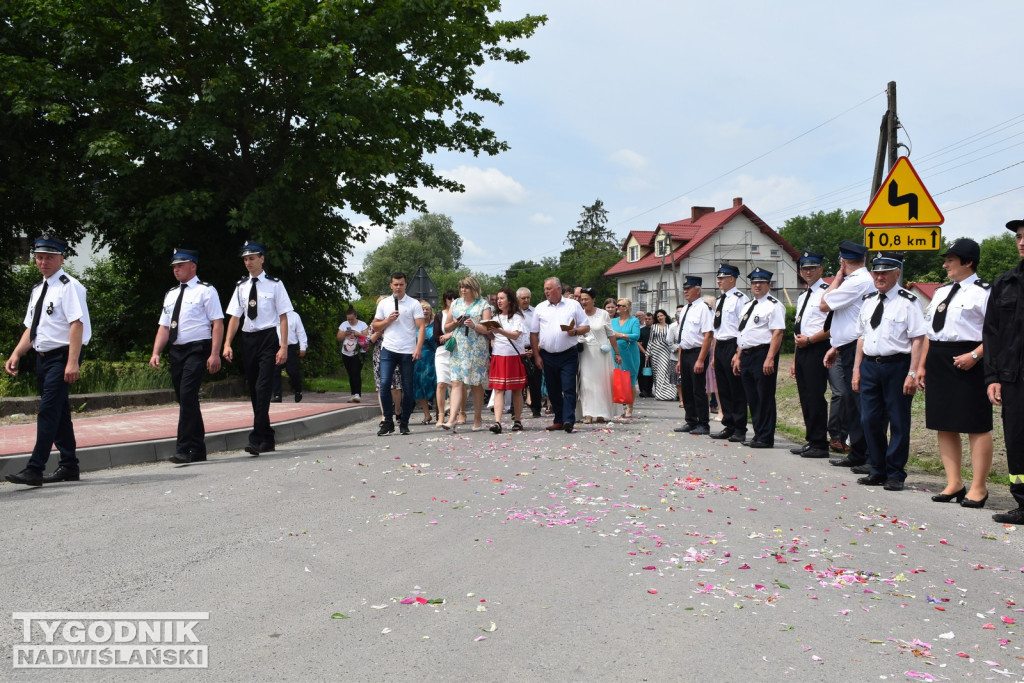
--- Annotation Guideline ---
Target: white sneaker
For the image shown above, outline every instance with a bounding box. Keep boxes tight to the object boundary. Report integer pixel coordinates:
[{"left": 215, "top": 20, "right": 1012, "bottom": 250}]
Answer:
[{"left": 351, "top": 394, "right": 361, "bottom": 403}]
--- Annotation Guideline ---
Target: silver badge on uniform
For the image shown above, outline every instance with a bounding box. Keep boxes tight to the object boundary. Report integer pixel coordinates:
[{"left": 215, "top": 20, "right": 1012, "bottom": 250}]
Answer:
[
  {"left": 937, "top": 303, "right": 947, "bottom": 313},
  {"left": 46, "top": 302, "right": 54, "bottom": 315},
  {"left": 753, "top": 315, "right": 760, "bottom": 323},
  {"left": 249, "top": 300, "right": 257, "bottom": 307}
]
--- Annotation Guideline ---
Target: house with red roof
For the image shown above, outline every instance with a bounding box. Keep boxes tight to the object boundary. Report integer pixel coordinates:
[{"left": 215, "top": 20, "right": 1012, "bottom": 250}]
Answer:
[
  {"left": 605, "top": 198, "right": 802, "bottom": 311},
  {"left": 906, "top": 282, "right": 941, "bottom": 307}
]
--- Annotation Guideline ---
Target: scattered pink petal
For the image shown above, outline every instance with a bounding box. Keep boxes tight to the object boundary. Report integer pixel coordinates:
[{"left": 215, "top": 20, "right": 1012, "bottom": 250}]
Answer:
[
  {"left": 642, "top": 566, "right": 656, "bottom": 571},
  {"left": 648, "top": 589, "right": 658, "bottom": 594},
  {"left": 1001, "top": 616, "right": 1015, "bottom": 624},
  {"left": 982, "top": 623, "right": 996, "bottom": 630},
  {"left": 738, "top": 563, "right": 751, "bottom": 569},
  {"left": 400, "top": 598, "right": 416, "bottom": 604}
]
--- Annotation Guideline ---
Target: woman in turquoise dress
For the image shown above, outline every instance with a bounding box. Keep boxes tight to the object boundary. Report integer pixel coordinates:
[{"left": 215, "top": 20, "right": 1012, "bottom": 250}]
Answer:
[
  {"left": 441, "top": 276, "right": 492, "bottom": 432},
  {"left": 413, "top": 300, "right": 438, "bottom": 423},
  {"left": 610, "top": 297, "right": 641, "bottom": 417}
]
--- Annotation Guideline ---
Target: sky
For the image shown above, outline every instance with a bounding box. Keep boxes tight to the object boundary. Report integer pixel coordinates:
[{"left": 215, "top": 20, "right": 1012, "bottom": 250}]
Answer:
[{"left": 347, "top": 1, "right": 1024, "bottom": 278}]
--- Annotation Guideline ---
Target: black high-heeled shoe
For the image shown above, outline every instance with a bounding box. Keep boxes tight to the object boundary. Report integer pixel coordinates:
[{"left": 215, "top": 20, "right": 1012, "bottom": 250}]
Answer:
[
  {"left": 931, "top": 486, "right": 966, "bottom": 503},
  {"left": 960, "top": 493, "right": 989, "bottom": 509}
]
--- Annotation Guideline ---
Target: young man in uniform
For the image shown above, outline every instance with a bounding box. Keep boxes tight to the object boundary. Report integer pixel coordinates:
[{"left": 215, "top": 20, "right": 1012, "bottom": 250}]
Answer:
[
  {"left": 149, "top": 248, "right": 223, "bottom": 465},
  {"left": 852, "top": 252, "right": 927, "bottom": 491},
  {"left": 731, "top": 267, "right": 786, "bottom": 448},
  {"left": 789, "top": 252, "right": 832, "bottom": 458},
  {"left": 673, "top": 276, "right": 714, "bottom": 435},
  {"left": 709, "top": 264, "right": 750, "bottom": 442},
  {"left": 5, "top": 236, "right": 92, "bottom": 486},
  {"left": 222, "top": 240, "right": 293, "bottom": 456}
]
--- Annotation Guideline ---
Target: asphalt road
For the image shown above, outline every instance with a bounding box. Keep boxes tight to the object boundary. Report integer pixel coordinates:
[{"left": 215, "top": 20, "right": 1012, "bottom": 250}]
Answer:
[{"left": 1, "top": 399, "right": 1022, "bottom": 682}]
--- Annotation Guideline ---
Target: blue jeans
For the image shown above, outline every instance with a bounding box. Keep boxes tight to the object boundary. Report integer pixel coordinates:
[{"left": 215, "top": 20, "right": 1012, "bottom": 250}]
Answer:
[{"left": 379, "top": 348, "right": 414, "bottom": 423}]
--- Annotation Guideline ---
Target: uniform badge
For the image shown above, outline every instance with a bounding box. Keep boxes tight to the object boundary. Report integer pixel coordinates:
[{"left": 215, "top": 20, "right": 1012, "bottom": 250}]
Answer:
[
  {"left": 46, "top": 302, "right": 54, "bottom": 315},
  {"left": 795, "top": 315, "right": 801, "bottom": 324},
  {"left": 249, "top": 299, "right": 257, "bottom": 308},
  {"left": 937, "top": 303, "right": 947, "bottom": 313},
  {"left": 753, "top": 315, "right": 760, "bottom": 323},
  {"left": 715, "top": 310, "right": 721, "bottom": 318},
  {"left": 170, "top": 321, "right": 178, "bottom": 329}
]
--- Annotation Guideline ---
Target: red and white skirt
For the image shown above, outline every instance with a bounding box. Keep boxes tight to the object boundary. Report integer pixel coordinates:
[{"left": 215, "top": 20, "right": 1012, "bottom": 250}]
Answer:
[{"left": 488, "top": 354, "right": 527, "bottom": 390}]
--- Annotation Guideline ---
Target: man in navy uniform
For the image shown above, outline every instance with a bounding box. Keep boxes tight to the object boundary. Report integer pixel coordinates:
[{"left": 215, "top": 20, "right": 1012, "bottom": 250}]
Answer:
[
  {"left": 709, "top": 264, "right": 750, "bottom": 442},
  {"left": 673, "top": 276, "right": 714, "bottom": 435},
  {"left": 222, "top": 240, "right": 293, "bottom": 456},
  {"left": 789, "top": 252, "right": 832, "bottom": 458},
  {"left": 149, "top": 248, "right": 224, "bottom": 465},
  {"left": 732, "top": 267, "right": 786, "bottom": 448},
  {"left": 852, "top": 252, "right": 927, "bottom": 490},
  {"left": 822, "top": 240, "right": 875, "bottom": 470},
  {"left": 4, "top": 236, "right": 92, "bottom": 486}
]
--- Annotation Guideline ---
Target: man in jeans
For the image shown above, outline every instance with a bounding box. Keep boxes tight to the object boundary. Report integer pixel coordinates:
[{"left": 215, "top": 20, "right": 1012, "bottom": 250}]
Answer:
[{"left": 372, "top": 272, "right": 426, "bottom": 436}]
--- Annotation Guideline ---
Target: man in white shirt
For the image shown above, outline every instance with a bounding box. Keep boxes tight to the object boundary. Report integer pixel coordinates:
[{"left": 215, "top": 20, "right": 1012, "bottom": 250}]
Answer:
[
  {"left": 529, "top": 277, "right": 590, "bottom": 433},
  {"left": 372, "top": 272, "right": 426, "bottom": 436},
  {"left": 673, "top": 276, "right": 714, "bottom": 435},
  {"left": 822, "top": 240, "right": 874, "bottom": 469},
  {"left": 4, "top": 236, "right": 91, "bottom": 487},
  {"left": 273, "top": 310, "right": 308, "bottom": 403},
  {"left": 149, "top": 248, "right": 224, "bottom": 465},
  {"left": 852, "top": 252, "right": 927, "bottom": 491},
  {"left": 517, "top": 287, "right": 543, "bottom": 418},
  {"left": 789, "top": 252, "right": 832, "bottom": 459},
  {"left": 709, "top": 263, "right": 750, "bottom": 442}
]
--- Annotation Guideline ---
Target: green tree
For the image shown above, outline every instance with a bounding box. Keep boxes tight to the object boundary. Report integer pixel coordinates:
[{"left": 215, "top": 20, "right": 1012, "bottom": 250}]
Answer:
[
  {"left": 977, "top": 232, "right": 1020, "bottom": 282},
  {"left": 778, "top": 209, "right": 866, "bottom": 275},
  {"left": 558, "top": 199, "right": 620, "bottom": 299},
  {"left": 358, "top": 213, "right": 463, "bottom": 296},
  {"left": 2, "top": 1, "right": 546, "bottom": 331}
]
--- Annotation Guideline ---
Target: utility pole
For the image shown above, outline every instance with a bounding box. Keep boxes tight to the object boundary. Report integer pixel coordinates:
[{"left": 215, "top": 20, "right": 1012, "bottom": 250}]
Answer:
[{"left": 870, "top": 80, "right": 898, "bottom": 200}]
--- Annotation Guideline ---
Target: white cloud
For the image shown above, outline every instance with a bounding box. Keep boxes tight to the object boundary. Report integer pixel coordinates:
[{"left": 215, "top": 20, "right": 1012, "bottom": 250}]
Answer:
[
  {"left": 530, "top": 213, "right": 555, "bottom": 224},
  {"left": 462, "top": 238, "right": 486, "bottom": 257},
  {"left": 417, "top": 165, "right": 527, "bottom": 214},
  {"left": 610, "top": 149, "right": 648, "bottom": 171}
]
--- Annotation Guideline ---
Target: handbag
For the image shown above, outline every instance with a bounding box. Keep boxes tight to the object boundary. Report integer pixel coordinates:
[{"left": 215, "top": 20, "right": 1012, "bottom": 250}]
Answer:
[
  {"left": 641, "top": 356, "right": 653, "bottom": 377},
  {"left": 444, "top": 335, "right": 457, "bottom": 353},
  {"left": 612, "top": 368, "right": 632, "bottom": 404}
]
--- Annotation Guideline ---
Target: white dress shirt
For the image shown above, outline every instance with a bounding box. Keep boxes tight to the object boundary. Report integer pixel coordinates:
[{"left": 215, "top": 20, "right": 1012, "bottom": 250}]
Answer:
[
  {"left": 924, "top": 274, "right": 990, "bottom": 342},
  {"left": 158, "top": 276, "right": 223, "bottom": 345},
  {"left": 277, "top": 310, "right": 308, "bottom": 349},
  {"left": 793, "top": 279, "right": 829, "bottom": 337},
  {"left": 530, "top": 297, "right": 589, "bottom": 353},
  {"left": 226, "top": 272, "right": 293, "bottom": 333},
  {"left": 737, "top": 294, "right": 786, "bottom": 349},
  {"left": 373, "top": 294, "right": 425, "bottom": 354},
  {"left": 24, "top": 269, "right": 91, "bottom": 352},
  {"left": 857, "top": 287, "right": 928, "bottom": 356},
  {"left": 677, "top": 300, "right": 715, "bottom": 350},
  {"left": 823, "top": 267, "right": 874, "bottom": 347},
  {"left": 712, "top": 287, "right": 749, "bottom": 341}
]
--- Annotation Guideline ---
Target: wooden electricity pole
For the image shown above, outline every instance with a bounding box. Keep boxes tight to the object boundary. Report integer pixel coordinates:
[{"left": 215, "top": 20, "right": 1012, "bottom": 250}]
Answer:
[{"left": 870, "top": 81, "right": 899, "bottom": 200}]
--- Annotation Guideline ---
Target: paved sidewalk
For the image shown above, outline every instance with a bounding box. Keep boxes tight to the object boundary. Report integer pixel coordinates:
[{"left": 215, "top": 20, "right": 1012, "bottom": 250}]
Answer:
[{"left": 0, "top": 392, "right": 377, "bottom": 478}]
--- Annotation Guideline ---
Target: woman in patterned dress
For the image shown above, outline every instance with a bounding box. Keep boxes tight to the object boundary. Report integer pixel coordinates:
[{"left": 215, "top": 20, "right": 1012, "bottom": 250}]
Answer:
[
  {"left": 648, "top": 309, "right": 676, "bottom": 401},
  {"left": 441, "top": 276, "right": 492, "bottom": 432}
]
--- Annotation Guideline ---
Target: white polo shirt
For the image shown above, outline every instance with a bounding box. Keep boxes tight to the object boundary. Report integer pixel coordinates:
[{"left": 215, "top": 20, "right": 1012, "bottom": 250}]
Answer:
[{"left": 374, "top": 294, "right": 425, "bottom": 354}]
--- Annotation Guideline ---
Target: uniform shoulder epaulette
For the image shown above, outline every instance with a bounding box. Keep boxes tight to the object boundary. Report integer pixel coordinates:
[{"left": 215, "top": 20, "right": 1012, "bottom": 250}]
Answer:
[
  {"left": 704, "top": 301, "right": 713, "bottom": 310},
  {"left": 32, "top": 280, "right": 44, "bottom": 291},
  {"left": 59, "top": 274, "right": 70, "bottom": 284},
  {"left": 166, "top": 284, "right": 180, "bottom": 294},
  {"left": 766, "top": 295, "right": 778, "bottom": 304},
  {"left": 863, "top": 291, "right": 879, "bottom": 300},
  {"left": 265, "top": 274, "right": 280, "bottom": 282},
  {"left": 236, "top": 275, "right": 250, "bottom": 285},
  {"left": 818, "top": 282, "right": 829, "bottom": 289},
  {"left": 198, "top": 280, "right": 212, "bottom": 287},
  {"left": 975, "top": 280, "right": 991, "bottom": 290},
  {"left": 732, "top": 290, "right": 744, "bottom": 297},
  {"left": 898, "top": 288, "right": 917, "bottom": 301}
]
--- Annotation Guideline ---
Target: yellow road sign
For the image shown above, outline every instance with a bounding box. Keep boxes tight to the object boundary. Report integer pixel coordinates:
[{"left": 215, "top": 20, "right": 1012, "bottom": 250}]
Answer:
[
  {"left": 863, "top": 226, "right": 942, "bottom": 251},
  {"left": 861, "top": 156, "right": 944, "bottom": 227}
]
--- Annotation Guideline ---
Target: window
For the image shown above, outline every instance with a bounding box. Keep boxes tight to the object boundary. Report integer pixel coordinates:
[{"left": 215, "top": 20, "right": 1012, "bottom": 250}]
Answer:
[
  {"left": 750, "top": 244, "right": 760, "bottom": 255},
  {"left": 628, "top": 245, "right": 639, "bottom": 262},
  {"left": 770, "top": 248, "right": 780, "bottom": 258},
  {"left": 658, "top": 281, "right": 668, "bottom": 303},
  {"left": 655, "top": 237, "right": 670, "bottom": 257}
]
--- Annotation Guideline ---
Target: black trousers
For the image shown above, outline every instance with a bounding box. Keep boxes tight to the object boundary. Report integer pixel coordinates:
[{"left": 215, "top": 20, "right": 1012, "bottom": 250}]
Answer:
[
  {"left": 169, "top": 340, "right": 211, "bottom": 456},
  {"left": 860, "top": 356, "right": 913, "bottom": 481},
  {"left": 341, "top": 353, "right": 363, "bottom": 396},
  {"left": 272, "top": 343, "right": 303, "bottom": 397},
  {"left": 26, "top": 347, "right": 78, "bottom": 473},
  {"left": 838, "top": 341, "right": 868, "bottom": 464},
  {"left": 1000, "top": 381, "right": 1024, "bottom": 508},
  {"left": 739, "top": 345, "right": 778, "bottom": 445},
  {"left": 679, "top": 347, "right": 709, "bottom": 427},
  {"left": 638, "top": 351, "right": 653, "bottom": 397},
  {"left": 794, "top": 342, "right": 829, "bottom": 449},
  {"left": 713, "top": 338, "right": 747, "bottom": 433},
  {"left": 523, "top": 351, "right": 543, "bottom": 417},
  {"left": 540, "top": 346, "right": 580, "bottom": 425},
  {"left": 242, "top": 328, "right": 279, "bottom": 446}
]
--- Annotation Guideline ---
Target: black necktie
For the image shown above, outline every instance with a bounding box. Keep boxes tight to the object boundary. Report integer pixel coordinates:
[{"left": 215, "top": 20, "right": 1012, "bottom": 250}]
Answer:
[
  {"left": 168, "top": 283, "right": 186, "bottom": 344},
  {"left": 823, "top": 310, "right": 834, "bottom": 331},
  {"left": 247, "top": 277, "right": 258, "bottom": 320},
  {"left": 677, "top": 304, "right": 690, "bottom": 343},
  {"left": 794, "top": 287, "right": 812, "bottom": 335},
  {"left": 737, "top": 300, "right": 756, "bottom": 331},
  {"left": 870, "top": 292, "right": 887, "bottom": 329},
  {"left": 30, "top": 281, "right": 48, "bottom": 342},
  {"left": 931, "top": 282, "right": 960, "bottom": 332},
  {"left": 713, "top": 294, "right": 725, "bottom": 329}
]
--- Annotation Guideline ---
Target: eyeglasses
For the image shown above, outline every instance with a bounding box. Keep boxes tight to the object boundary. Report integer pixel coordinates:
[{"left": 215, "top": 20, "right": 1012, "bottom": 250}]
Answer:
[{"left": 616, "top": 304, "right": 627, "bottom": 307}]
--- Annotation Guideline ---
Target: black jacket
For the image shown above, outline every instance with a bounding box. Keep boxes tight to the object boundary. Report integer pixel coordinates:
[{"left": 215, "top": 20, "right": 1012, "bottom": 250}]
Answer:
[{"left": 983, "top": 261, "right": 1024, "bottom": 384}]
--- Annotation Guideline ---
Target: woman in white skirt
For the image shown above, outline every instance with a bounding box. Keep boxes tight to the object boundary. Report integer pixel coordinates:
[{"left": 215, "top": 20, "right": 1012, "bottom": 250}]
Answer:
[
  {"left": 577, "top": 287, "right": 620, "bottom": 423},
  {"left": 433, "top": 290, "right": 460, "bottom": 427}
]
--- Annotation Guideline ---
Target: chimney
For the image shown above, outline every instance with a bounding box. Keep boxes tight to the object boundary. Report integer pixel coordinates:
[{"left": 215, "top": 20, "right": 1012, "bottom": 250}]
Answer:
[
  {"left": 732, "top": 197, "right": 743, "bottom": 208},
  {"left": 691, "top": 206, "right": 715, "bottom": 221}
]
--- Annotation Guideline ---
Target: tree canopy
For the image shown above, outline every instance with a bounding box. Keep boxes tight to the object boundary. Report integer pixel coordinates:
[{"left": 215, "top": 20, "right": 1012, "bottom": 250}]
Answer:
[
  {"left": 2, "top": 0, "right": 546, "bottom": 325},
  {"left": 357, "top": 213, "right": 463, "bottom": 296}
]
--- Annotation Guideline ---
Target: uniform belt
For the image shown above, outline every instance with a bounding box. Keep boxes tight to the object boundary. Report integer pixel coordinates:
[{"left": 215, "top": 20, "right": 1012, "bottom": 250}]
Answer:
[
  {"left": 243, "top": 327, "right": 277, "bottom": 335},
  {"left": 839, "top": 340, "right": 858, "bottom": 351},
  {"left": 173, "top": 339, "right": 211, "bottom": 348},
  {"left": 740, "top": 344, "right": 769, "bottom": 355},
  {"left": 36, "top": 346, "right": 69, "bottom": 357},
  {"left": 862, "top": 353, "right": 910, "bottom": 364}
]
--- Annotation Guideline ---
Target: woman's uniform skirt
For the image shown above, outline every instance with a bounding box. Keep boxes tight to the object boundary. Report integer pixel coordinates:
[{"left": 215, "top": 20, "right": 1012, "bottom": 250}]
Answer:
[{"left": 924, "top": 340, "right": 992, "bottom": 433}]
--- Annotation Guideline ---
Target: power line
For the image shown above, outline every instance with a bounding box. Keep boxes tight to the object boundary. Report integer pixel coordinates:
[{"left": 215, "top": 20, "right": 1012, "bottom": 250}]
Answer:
[
  {"left": 932, "top": 159, "right": 1024, "bottom": 196},
  {"left": 945, "top": 184, "right": 1024, "bottom": 212}
]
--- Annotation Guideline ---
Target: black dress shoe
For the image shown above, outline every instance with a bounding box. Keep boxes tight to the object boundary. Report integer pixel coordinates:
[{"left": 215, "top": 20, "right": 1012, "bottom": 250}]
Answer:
[
  {"left": 857, "top": 474, "right": 886, "bottom": 485},
  {"left": 258, "top": 443, "right": 275, "bottom": 453},
  {"left": 800, "top": 447, "right": 830, "bottom": 458},
  {"left": 727, "top": 433, "right": 747, "bottom": 443},
  {"left": 850, "top": 464, "right": 872, "bottom": 474},
  {"left": 563, "top": 422, "right": 575, "bottom": 433},
  {"left": 169, "top": 453, "right": 193, "bottom": 464},
  {"left": 710, "top": 429, "right": 734, "bottom": 439},
  {"left": 932, "top": 486, "right": 967, "bottom": 503},
  {"left": 673, "top": 424, "right": 695, "bottom": 433},
  {"left": 6, "top": 468, "right": 43, "bottom": 487},
  {"left": 690, "top": 425, "right": 710, "bottom": 436},
  {"left": 399, "top": 423, "right": 411, "bottom": 436},
  {"left": 830, "top": 456, "right": 866, "bottom": 468},
  {"left": 992, "top": 507, "right": 1024, "bottom": 524},
  {"left": 271, "top": 395, "right": 283, "bottom": 403},
  {"left": 294, "top": 392, "right": 303, "bottom": 403},
  {"left": 42, "top": 465, "right": 80, "bottom": 483},
  {"left": 746, "top": 440, "right": 772, "bottom": 449},
  {"left": 244, "top": 444, "right": 261, "bottom": 456},
  {"left": 789, "top": 444, "right": 810, "bottom": 454},
  {"left": 883, "top": 479, "right": 905, "bottom": 491},
  {"left": 377, "top": 420, "right": 395, "bottom": 437}
]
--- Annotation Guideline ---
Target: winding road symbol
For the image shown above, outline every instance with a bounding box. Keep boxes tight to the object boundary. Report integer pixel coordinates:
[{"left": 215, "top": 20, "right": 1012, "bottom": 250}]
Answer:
[{"left": 887, "top": 179, "right": 918, "bottom": 221}]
